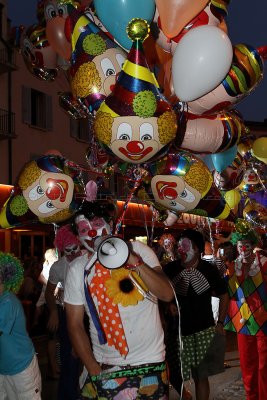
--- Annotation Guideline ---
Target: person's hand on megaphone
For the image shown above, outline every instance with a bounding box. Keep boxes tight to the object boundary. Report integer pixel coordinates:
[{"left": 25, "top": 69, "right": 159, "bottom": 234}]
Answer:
[{"left": 125, "top": 252, "right": 144, "bottom": 272}]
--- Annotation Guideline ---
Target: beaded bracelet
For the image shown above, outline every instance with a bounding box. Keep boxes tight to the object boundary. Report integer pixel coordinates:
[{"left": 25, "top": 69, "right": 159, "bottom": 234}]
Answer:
[{"left": 126, "top": 258, "right": 143, "bottom": 271}]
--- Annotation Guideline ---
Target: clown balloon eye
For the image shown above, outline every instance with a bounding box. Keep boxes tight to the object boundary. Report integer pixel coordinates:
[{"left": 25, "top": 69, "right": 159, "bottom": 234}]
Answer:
[
  {"left": 45, "top": 4, "right": 57, "bottom": 19},
  {"left": 140, "top": 123, "right": 153, "bottom": 141},
  {"left": 57, "top": 4, "right": 67, "bottom": 17},
  {"left": 117, "top": 123, "right": 132, "bottom": 140},
  {"left": 38, "top": 201, "right": 56, "bottom": 214},
  {"left": 116, "top": 53, "right": 126, "bottom": 69},
  {"left": 101, "top": 58, "right": 116, "bottom": 77},
  {"left": 29, "top": 185, "right": 45, "bottom": 201},
  {"left": 178, "top": 189, "right": 195, "bottom": 203}
]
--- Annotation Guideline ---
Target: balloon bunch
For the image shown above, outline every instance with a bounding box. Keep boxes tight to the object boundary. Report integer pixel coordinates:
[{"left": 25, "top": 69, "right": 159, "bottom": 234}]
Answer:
[{"left": 10, "top": 0, "right": 267, "bottom": 234}]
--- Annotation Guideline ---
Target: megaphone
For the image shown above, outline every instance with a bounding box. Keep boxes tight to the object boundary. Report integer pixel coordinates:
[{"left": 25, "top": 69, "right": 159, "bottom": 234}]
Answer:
[{"left": 95, "top": 236, "right": 129, "bottom": 269}]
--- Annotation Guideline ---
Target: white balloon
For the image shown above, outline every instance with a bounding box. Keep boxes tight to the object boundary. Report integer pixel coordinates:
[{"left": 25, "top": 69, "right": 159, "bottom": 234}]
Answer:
[{"left": 172, "top": 25, "right": 233, "bottom": 102}]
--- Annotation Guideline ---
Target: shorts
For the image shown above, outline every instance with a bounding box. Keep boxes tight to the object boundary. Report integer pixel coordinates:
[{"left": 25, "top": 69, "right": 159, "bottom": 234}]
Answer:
[
  {"left": 80, "top": 362, "right": 169, "bottom": 399},
  {"left": 191, "top": 331, "right": 226, "bottom": 380},
  {"left": 0, "top": 354, "right": 42, "bottom": 400}
]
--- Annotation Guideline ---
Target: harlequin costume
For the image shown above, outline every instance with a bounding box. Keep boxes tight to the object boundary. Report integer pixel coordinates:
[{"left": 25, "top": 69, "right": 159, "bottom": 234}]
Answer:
[{"left": 224, "top": 250, "right": 267, "bottom": 400}]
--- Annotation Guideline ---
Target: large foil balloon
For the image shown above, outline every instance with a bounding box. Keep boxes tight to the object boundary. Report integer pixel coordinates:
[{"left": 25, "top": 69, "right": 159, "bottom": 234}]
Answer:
[
  {"left": 213, "top": 151, "right": 246, "bottom": 191},
  {"left": 153, "top": 0, "right": 229, "bottom": 53},
  {"left": 94, "top": 0, "right": 155, "bottom": 50},
  {"left": 21, "top": 24, "right": 58, "bottom": 81},
  {"left": 187, "top": 45, "right": 267, "bottom": 115},
  {"left": 172, "top": 25, "right": 233, "bottom": 102},
  {"left": 69, "top": 9, "right": 127, "bottom": 113},
  {"left": 243, "top": 200, "right": 267, "bottom": 229},
  {"left": 137, "top": 151, "right": 235, "bottom": 221},
  {"left": 94, "top": 19, "right": 179, "bottom": 165},
  {"left": 44, "top": 0, "right": 78, "bottom": 60},
  {"left": 239, "top": 168, "right": 263, "bottom": 193},
  {"left": 0, "top": 155, "right": 85, "bottom": 228},
  {"left": 179, "top": 110, "right": 243, "bottom": 154}
]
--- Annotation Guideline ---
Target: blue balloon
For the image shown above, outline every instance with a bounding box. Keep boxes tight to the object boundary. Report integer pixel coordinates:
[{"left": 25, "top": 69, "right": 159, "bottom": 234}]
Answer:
[
  {"left": 196, "top": 154, "right": 215, "bottom": 171},
  {"left": 211, "top": 145, "right": 238, "bottom": 173},
  {"left": 94, "top": 0, "right": 156, "bottom": 50}
]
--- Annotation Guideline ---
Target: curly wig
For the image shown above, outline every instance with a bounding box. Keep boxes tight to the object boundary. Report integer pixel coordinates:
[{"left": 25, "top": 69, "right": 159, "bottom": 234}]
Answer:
[
  {"left": 0, "top": 252, "right": 24, "bottom": 293},
  {"left": 230, "top": 230, "right": 259, "bottom": 245},
  {"left": 54, "top": 224, "right": 80, "bottom": 252}
]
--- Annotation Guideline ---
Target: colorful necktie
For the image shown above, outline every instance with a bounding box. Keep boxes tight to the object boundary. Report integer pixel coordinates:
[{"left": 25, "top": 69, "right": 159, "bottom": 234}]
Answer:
[{"left": 89, "top": 262, "right": 129, "bottom": 357}]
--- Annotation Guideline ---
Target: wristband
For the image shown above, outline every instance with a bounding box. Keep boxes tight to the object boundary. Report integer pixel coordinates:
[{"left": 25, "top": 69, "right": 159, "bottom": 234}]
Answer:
[{"left": 126, "top": 259, "right": 143, "bottom": 271}]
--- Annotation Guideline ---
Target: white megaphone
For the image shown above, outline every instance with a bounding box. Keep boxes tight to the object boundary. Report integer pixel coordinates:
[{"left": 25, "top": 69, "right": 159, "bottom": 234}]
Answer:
[{"left": 95, "top": 236, "right": 130, "bottom": 269}]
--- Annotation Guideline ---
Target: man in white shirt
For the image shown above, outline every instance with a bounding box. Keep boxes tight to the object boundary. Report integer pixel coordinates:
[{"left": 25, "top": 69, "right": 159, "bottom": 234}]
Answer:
[{"left": 64, "top": 200, "right": 174, "bottom": 399}]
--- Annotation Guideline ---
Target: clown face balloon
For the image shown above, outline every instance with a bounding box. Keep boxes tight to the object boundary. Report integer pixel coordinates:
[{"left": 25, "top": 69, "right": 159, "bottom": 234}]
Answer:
[
  {"left": 0, "top": 155, "right": 85, "bottom": 228},
  {"left": 138, "top": 151, "right": 234, "bottom": 221},
  {"left": 69, "top": 9, "right": 127, "bottom": 112},
  {"left": 94, "top": 19, "right": 178, "bottom": 165},
  {"left": 21, "top": 23, "right": 58, "bottom": 80}
]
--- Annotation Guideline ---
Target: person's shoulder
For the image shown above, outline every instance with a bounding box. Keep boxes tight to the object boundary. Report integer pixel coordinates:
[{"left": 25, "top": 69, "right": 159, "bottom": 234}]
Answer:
[
  {"left": 50, "top": 256, "right": 66, "bottom": 270},
  {"left": 0, "top": 291, "right": 18, "bottom": 306}
]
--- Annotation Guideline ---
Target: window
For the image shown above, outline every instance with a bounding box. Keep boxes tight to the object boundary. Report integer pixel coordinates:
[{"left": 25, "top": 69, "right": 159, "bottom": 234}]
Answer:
[
  {"left": 70, "top": 116, "right": 93, "bottom": 143},
  {"left": 22, "top": 86, "right": 53, "bottom": 130}
]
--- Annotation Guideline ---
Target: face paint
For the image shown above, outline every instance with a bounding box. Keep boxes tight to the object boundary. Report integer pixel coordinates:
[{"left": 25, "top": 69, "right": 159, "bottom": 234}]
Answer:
[
  {"left": 64, "top": 244, "right": 81, "bottom": 262},
  {"left": 177, "top": 237, "right": 195, "bottom": 263},
  {"left": 75, "top": 214, "right": 111, "bottom": 252},
  {"left": 237, "top": 240, "right": 253, "bottom": 260}
]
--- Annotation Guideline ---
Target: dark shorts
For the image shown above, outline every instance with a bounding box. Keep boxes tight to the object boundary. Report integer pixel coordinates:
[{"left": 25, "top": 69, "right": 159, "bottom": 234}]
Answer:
[
  {"left": 191, "top": 332, "right": 226, "bottom": 380},
  {"left": 80, "top": 362, "right": 169, "bottom": 399}
]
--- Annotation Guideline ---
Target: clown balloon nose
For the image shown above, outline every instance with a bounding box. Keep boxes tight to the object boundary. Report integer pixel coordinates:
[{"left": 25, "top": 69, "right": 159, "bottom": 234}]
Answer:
[
  {"left": 94, "top": 18, "right": 180, "bottom": 165},
  {"left": 0, "top": 155, "right": 85, "bottom": 229}
]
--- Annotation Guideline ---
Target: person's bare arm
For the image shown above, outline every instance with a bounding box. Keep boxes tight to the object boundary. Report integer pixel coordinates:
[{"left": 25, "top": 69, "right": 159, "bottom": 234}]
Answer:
[
  {"left": 45, "top": 281, "right": 59, "bottom": 332},
  {"left": 216, "top": 292, "right": 229, "bottom": 334},
  {"left": 38, "top": 272, "right": 48, "bottom": 285},
  {"left": 127, "top": 253, "right": 174, "bottom": 302},
  {"left": 65, "top": 302, "right": 102, "bottom": 376}
]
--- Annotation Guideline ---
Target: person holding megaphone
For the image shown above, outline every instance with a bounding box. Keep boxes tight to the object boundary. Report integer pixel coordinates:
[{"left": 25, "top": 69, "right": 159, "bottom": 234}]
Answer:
[{"left": 64, "top": 186, "right": 174, "bottom": 399}]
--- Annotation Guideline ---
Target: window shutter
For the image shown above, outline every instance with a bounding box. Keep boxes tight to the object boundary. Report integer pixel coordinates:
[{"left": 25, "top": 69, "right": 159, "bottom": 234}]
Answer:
[
  {"left": 45, "top": 94, "right": 53, "bottom": 131},
  {"left": 70, "top": 117, "right": 78, "bottom": 138},
  {"left": 21, "top": 86, "right": 31, "bottom": 124}
]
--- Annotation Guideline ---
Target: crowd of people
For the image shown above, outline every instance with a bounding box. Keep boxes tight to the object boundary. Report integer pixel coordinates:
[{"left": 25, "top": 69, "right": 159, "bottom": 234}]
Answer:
[{"left": 0, "top": 190, "right": 266, "bottom": 400}]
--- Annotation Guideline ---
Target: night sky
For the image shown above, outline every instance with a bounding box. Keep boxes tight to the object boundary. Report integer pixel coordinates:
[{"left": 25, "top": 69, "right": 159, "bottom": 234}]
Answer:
[{"left": 7, "top": 0, "right": 267, "bottom": 122}]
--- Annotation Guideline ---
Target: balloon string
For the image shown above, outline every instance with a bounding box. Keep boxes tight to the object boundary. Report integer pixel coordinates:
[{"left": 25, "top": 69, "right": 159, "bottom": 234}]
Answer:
[
  {"left": 207, "top": 217, "right": 216, "bottom": 261},
  {"left": 252, "top": 164, "right": 267, "bottom": 193},
  {"left": 114, "top": 174, "right": 145, "bottom": 235}
]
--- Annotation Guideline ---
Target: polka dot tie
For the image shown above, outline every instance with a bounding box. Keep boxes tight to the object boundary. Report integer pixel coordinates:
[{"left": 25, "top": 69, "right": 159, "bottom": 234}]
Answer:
[{"left": 90, "top": 262, "right": 129, "bottom": 357}]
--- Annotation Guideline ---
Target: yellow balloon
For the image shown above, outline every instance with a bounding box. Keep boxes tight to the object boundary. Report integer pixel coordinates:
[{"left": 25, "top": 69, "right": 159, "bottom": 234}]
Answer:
[
  {"left": 252, "top": 137, "right": 267, "bottom": 164},
  {"left": 224, "top": 189, "right": 241, "bottom": 209}
]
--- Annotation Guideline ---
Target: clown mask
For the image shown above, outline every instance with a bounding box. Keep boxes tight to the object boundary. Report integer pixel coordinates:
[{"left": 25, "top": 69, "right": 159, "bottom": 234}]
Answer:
[
  {"left": 64, "top": 244, "right": 81, "bottom": 262},
  {"left": 237, "top": 240, "right": 254, "bottom": 261},
  {"left": 177, "top": 238, "right": 196, "bottom": 264},
  {"left": 75, "top": 214, "right": 111, "bottom": 252}
]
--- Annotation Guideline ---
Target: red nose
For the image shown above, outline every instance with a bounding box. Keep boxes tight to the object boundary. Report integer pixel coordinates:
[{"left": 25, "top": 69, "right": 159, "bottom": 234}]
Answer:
[
  {"left": 88, "top": 229, "right": 97, "bottom": 238},
  {"left": 126, "top": 141, "right": 144, "bottom": 154}
]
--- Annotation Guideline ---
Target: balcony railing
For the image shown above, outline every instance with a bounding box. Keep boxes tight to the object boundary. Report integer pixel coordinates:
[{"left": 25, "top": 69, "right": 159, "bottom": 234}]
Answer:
[
  {"left": 0, "top": 47, "right": 17, "bottom": 74},
  {"left": 0, "top": 108, "right": 16, "bottom": 139}
]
